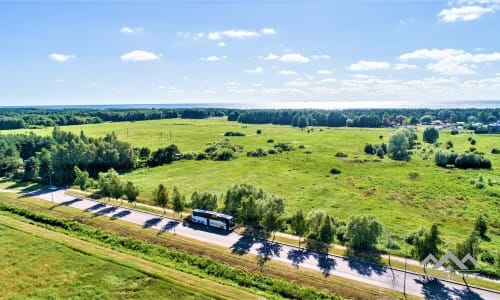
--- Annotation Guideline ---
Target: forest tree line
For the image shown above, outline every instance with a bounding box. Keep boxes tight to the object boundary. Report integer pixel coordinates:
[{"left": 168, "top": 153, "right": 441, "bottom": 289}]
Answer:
[{"left": 0, "top": 107, "right": 498, "bottom": 130}]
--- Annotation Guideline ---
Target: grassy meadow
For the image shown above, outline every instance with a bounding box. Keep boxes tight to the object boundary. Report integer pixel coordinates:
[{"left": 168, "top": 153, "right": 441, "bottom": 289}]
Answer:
[
  {"left": 0, "top": 215, "right": 234, "bottom": 300},
  {"left": 4, "top": 118, "right": 500, "bottom": 253}
]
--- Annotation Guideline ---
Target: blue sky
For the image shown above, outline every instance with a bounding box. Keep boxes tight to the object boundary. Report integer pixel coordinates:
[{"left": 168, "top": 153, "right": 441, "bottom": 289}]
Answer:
[{"left": 1, "top": 1, "right": 500, "bottom": 107}]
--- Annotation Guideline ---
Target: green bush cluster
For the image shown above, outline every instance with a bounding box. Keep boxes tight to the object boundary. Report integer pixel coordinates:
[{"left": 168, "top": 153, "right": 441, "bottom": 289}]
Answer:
[{"left": 224, "top": 131, "right": 246, "bottom": 137}]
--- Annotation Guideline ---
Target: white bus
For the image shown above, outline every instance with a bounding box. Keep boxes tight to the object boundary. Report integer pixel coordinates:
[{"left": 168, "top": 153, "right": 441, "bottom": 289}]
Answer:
[{"left": 191, "top": 209, "right": 236, "bottom": 231}]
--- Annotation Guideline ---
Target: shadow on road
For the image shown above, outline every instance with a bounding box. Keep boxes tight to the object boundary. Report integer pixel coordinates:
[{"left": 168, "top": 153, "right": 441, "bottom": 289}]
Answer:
[
  {"left": 313, "top": 252, "right": 337, "bottom": 276},
  {"left": 416, "top": 277, "right": 484, "bottom": 300},
  {"left": 181, "top": 221, "right": 232, "bottom": 236},
  {"left": 257, "top": 241, "right": 282, "bottom": 258},
  {"left": 49, "top": 197, "right": 82, "bottom": 210},
  {"left": 143, "top": 217, "right": 163, "bottom": 228},
  {"left": 159, "top": 220, "right": 180, "bottom": 233},
  {"left": 231, "top": 235, "right": 257, "bottom": 255},
  {"left": 347, "top": 257, "right": 386, "bottom": 277},
  {"left": 110, "top": 210, "right": 131, "bottom": 220},
  {"left": 84, "top": 203, "right": 106, "bottom": 212},
  {"left": 93, "top": 206, "right": 118, "bottom": 217},
  {"left": 287, "top": 248, "right": 311, "bottom": 268}
]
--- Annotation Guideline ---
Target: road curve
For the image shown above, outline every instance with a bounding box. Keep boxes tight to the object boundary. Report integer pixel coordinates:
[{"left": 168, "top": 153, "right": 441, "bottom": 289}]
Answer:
[{"left": 29, "top": 189, "right": 500, "bottom": 299}]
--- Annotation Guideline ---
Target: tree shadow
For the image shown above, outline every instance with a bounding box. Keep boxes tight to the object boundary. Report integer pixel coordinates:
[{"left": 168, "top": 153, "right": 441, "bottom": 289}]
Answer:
[
  {"left": 287, "top": 248, "right": 311, "bottom": 268},
  {"left": 110, "top": 210, "right": 131, "bottom": 220},
  {"left": 92, "top": 206, "right": 118, "bottom": 217},
  {"left": 49, "top": 197, "right": 82, "bottom": 210},
  {"left": 257, "top": 241, "right": 282, "bottom": 259},
  {"left": 416, "top": 277, "right": 484, "bottom": 300},
  {"left": 158, "top": 220, "right": 180, "bottom": 233},
  {"left": 313, "top": 252, "right": 337, "bottom": 276},
  {"left": 143, "top": 217, "right": 163, "bottom": 228},
  {"left": 231, "top": 235, "right": 257, "bottom": 255},
  {"left": 84, "top": 203, "right": 106, "bottom": 212},
  {"left": 345, "top": 249, "right": 385, "bottom": 277}
]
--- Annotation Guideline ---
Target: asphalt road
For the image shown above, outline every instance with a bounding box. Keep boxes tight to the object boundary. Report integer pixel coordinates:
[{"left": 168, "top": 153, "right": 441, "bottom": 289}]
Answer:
[{"left": 34, "top": 189, "right": 499, "bottom": 299}]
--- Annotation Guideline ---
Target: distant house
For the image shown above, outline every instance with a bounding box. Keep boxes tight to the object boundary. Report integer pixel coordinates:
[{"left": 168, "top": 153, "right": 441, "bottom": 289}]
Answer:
[{"left": 487, "top": 122, "right": 500, "bottom": 133}]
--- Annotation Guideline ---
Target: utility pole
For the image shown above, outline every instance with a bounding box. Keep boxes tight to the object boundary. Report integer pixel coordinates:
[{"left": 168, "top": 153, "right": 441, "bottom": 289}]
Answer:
[
  {"left": 49, "top": 171, "right": 54, "bottom": 202},
  {"left": 404, "top": 235, "right": 408, "bottom": 296}
]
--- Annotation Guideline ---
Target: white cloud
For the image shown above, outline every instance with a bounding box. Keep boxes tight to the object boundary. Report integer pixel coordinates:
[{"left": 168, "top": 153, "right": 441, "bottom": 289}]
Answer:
[
  {"left": 207, "top": 32, "right": 222, "bottom": 40},
  {"left": 200, "top": 55, "right": 225, "bottom": 61},
  {"left": 217, "top": 42, "right": 226, "bottom": 47},
  {"left": 277, "top": 70, "right": 298, "bottom": 76},
  {"left": 399, "top": 48, "right": 500, "bottom": 75},
  {"left": 279, "top": 53, "right": 310, "bottom": 63},
  {"left": 317, "top": 69, "right": 333, "bottom": 75},
  {"left": 121, "top": 26, "right": 143, "bottom": 34},
  {"left": 48, "top": 53, "right": 75, "bottom": 62},
  {"left": 261, "top": 28, "right": 277, "bottom": 35},
  {"left": 318, "top": 78, "right": 337, "bottom": 83},
  {"left": 394, "top": 64, "right": 418, "bottom": 70},
  {"left": 158, "top": 85, "right": 183, "bottom": 93},
  {"left": 183, "top": 76, "right": 189, "bottom": 80},
  {"left": 348, "top": 60, "right": 391, "bottom": 71},
  {"left": 439, "top": 5, "right": 497, "bottom": 22},
  {"left": 121, "top": 50, "right": 160, "bottom": 62},
  {"left": 244, "top": 67, "right": 263, "bottom": 73},
  {"left": 427, "top": 61, "right": 476, "bottom": 75},
  {"left": 311, "top": 54, "right": 330, "bottom": 60},
  {"left": 208, "top": 29, "right": 259, "bottom": 40},
  {"left": 259, "top": 53, "right": 279, "bottom": 60},
  {"left": 251, "top": 82, "right": 263, "bottom": 87},
  {"left": 284, "top": 81, "right": 310, "bottom": 87}
]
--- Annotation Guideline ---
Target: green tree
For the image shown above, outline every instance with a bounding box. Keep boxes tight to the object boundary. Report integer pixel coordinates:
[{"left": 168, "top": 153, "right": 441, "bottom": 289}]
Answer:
[
  {"left": 73, "top": 166, "right": 90, "bottom": 195},
  {"left": 190, "top": 191, "right": 218, "bottom": 211},
  {"left": 455, "top": 231, "right": 479, "bottom": 267},
  {"left": 98, "top": 168, "right": 120, "bottom": 200},
  {"left": 319, "top": 215, "right": 335, "bottom": 246},
  {"left": 172, "top": 186, "right": 185, "bottom": 218},
  {"left": 423, "top": 127, "right": 439, "bottom": 144},
  {"left": 346, "top": 215, "right": 383, "bottom": 250},
  {"left": 36, "top": 148, "right": 53, "bottom": 184},
  {"left": 420, "top": 115, "right": 433, "bottom": 124},
  {"left": 240, "top": 195, "right": 260, "bottom": 226},
  {"left": 388, "top": 130, "right": 410, "bottom": 161},
  {"left": 23, "top": 156, "right": 39, "bottom": 182},
  {"left": 411, "top": 224, "right": 442, "bottom": 260},
  {"left": 153, "top": 184, "right": 169, "bottom": 214},
  {"left": 290, "top": 209, "right": 307, "bottom": 248},
  {"left": 109, "top": 172, "right": 124, "bottom": 203},
  {"left": 474, "top": 215, "right": 487, "bottom": 238},
  {"left": 259, "top": 196, "right": 285, "bottom": 240},
  {"left": 124, "top": 181, "right": 140, "bottom": 206},
  {"left": 307, "top": 209, "right": 328, "bottom": 240}
]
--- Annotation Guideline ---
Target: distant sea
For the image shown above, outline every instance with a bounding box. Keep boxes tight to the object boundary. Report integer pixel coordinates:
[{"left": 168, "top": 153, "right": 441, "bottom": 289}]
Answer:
[{"left": 4, "top": 100, "right": 500, "bottom": 110}]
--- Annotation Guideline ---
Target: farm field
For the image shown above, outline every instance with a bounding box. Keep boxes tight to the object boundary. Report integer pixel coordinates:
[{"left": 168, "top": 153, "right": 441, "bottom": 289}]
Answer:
[{"left": 4, "top": 118, "right": 500, "bottom": 254}]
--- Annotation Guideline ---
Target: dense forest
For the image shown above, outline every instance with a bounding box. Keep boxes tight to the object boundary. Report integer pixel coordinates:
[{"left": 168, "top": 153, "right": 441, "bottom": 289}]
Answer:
[{"left": 0, "top": 107, "right": 498, "bottom": 130}]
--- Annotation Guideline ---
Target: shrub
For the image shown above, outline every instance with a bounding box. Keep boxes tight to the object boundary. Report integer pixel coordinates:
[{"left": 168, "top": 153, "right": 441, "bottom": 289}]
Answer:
[
  {"left": 298, "top": 144, "right": 305, "bottom": 149},
  {"left": 267, "top": 138, "right": 274, "bottom": 143},
  {"left": 446, "top": 140, "right": 453, "bottom": 149},
  {"left": 423, "top": 127, "right": 439, "bottom": 144},
  {"left": 492, "top": 148, "right": 500, "bottom": 154},
  {"left": 196, "top": 152, "right": 208, "bottom": 160},
  {"left": 224, "top": 131, "right": 245, "bottom": 137},
  {"left": 376, "top": 147, "right": 385, "bottom": 159},
  {"left": 454, "top": 153, "right": 491, "bottom": 169},
  {"left": 274, "top": 143, "right": 293, "bottom": 151},
  {"left": 182, "top": 151, "right": 197, "bottom": 160},
  {"left": 335, "top": 152, "right": 348, "bottom": 158},
  {"left": 364, "top": 143, "right": 374, "bottom": 154},
  {"left": 481, "top": 251, "right": 494, "bottom": 265},
  {"left": 247, "top": 148, "right": 267, "bottom": 157},
  {"left": 267, "top": 149, "right": 277, "bottom": 155},
  {"left": 451, "top": 129, "right": 459, "bottom": 135},
  {"left": 330, "top": 168, "right": 342, "bottom": 174},
  {"left": 470, "top": 139, "right": 476, "bottom": 145},
  {"left": 467, "top": 136, "right": 473, "bottom": 141},
  {"left": 256, "top": 129, "right": 262, "bottom": 134}
]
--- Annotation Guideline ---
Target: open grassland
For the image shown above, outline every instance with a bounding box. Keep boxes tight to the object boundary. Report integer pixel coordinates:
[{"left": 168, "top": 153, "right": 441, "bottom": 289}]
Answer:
[
  {"left": 4, "top": 119, "right": 500, "bottom": 254},
  {"left": 0, "top": 217, "right": 252, "bottom": 300}
]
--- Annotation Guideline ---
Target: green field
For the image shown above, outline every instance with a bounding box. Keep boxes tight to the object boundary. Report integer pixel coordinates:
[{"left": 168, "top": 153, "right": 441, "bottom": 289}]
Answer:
[
  {"left": 0, "top": 215, "right": 247, "bottom": 300},
  {"left": 4, "top": 118, "right": 500, "bottom": 254}
]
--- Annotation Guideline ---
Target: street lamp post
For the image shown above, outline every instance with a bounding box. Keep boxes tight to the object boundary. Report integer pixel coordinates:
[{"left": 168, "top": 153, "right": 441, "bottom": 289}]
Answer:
[
  {"left": 49, "top": 171, "right": 54, "bottom": 202},
  {"left": 404, "top": 235, "right": 408, "bottom": 296}
]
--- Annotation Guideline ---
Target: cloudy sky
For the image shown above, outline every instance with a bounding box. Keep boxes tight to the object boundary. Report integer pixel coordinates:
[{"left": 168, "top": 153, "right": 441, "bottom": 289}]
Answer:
[{"left": 1, "top": 1, "right": 500, "bottom": 107}]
